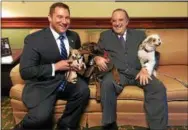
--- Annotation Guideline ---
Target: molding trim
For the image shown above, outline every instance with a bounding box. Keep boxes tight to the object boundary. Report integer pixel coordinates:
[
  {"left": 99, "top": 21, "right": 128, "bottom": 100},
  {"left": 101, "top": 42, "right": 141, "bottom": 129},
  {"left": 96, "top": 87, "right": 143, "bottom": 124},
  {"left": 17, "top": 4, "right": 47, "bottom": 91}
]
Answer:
[{"left": 2, "top": 17, "right": 188, "bottom": 29}]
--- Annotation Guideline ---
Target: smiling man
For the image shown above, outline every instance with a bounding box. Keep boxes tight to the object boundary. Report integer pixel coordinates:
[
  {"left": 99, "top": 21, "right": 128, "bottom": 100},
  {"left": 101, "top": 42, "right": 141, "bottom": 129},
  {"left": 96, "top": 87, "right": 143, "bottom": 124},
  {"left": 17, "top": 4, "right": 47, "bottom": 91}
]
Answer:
[
  {"left": 94, "top": 8, "right": 168, "bottom": 130},
  {"left": 13, "top": 2, "right": 90, "bottom": 130}
]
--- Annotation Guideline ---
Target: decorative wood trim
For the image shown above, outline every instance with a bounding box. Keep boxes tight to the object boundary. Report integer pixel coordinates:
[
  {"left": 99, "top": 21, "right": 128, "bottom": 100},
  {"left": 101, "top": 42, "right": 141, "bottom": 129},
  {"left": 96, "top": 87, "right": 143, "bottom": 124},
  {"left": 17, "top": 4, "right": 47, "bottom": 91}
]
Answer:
[{"left": 1, "top": 17, "right": 188, "bottom": 29}]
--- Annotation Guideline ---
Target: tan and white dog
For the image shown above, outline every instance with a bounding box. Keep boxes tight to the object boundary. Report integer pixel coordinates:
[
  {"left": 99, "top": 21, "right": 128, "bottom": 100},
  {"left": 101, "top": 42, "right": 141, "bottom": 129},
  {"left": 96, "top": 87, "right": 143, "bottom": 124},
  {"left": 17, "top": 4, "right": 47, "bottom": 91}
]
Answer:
[
  {"left": 138, "top": 34, "right": 162, "bottom": 76},
  {"left": 66, "top": 49, "right": 86, "bottom": 84}
]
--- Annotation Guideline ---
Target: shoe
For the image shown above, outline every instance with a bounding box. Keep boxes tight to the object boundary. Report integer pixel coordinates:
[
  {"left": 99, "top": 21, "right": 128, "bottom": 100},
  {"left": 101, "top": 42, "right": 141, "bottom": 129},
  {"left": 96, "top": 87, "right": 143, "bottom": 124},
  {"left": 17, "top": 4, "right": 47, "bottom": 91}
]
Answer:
[{"left": 103, "top": 122, "right": 118, "bottom": 130}]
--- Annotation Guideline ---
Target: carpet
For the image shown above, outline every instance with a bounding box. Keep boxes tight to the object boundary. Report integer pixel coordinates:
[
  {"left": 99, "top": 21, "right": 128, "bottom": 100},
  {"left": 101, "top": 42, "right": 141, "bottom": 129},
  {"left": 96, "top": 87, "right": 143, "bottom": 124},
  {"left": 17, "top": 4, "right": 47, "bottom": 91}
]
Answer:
[{"left": 1, "top": 97, "right": 187, "bottom": 130}]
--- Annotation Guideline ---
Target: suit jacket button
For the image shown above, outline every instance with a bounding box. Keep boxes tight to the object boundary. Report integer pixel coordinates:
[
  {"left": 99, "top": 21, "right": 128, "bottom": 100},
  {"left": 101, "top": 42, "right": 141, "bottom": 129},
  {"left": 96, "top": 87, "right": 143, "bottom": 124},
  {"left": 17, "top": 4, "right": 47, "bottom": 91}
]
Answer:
[{"left": 125, "top": 68, "right": 129, "bottom": 72}]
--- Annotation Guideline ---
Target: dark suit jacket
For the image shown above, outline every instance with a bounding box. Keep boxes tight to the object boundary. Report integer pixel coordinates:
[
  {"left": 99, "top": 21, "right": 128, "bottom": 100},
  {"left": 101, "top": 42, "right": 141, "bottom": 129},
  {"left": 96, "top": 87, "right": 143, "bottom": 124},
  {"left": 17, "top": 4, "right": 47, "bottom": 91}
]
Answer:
[
  {"left": 98, "top": 29, "right": 146, "bottom": 79},
  {"left": 20, "top": 28, "right": 81, "bottom": 108}
]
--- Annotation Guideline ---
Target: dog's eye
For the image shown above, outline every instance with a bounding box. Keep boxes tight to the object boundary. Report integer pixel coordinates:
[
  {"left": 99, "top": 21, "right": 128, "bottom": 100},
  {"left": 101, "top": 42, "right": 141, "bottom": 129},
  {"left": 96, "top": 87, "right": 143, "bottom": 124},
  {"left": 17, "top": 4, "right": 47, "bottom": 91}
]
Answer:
[{"left": 153, "top": 39, "right": 156, "bottom": 42}]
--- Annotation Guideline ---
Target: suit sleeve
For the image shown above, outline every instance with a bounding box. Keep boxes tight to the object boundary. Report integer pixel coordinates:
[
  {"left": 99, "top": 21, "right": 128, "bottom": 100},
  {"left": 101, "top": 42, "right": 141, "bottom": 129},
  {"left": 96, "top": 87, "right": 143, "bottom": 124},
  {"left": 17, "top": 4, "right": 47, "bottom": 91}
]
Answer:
[
  {"left": 96, "top": 32, "right": 108, "bottom": 58},
  {"left": 97, "top": 32, "right": 106, "bottom": 49},
  {"left": 20, "top": 35, "right": 53, "bottom": 80},
  {"left": 138, "top": 30, "right": 147, "bottom": 45},
  {"left": 125, "top": 31, "right": 147, "bottom": 77}
]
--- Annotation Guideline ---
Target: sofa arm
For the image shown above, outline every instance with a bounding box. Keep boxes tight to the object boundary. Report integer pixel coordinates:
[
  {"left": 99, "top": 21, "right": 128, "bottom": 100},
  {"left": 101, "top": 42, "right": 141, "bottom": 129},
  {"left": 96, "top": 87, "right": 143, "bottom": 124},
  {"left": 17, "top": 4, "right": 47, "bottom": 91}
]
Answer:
[{"left": 10, "top": 64, "right": 25, "bottom": 85}]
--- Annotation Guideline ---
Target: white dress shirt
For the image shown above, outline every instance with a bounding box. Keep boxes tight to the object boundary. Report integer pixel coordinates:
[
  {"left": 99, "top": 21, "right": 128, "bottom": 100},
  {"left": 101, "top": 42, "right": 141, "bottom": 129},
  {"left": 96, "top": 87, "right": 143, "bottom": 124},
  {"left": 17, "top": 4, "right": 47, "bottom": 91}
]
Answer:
[
  {"left": 118, "top": 30, "right": 127, "bottom": 42},
  {"left": 50, "top": 27, "right": 70, "bottom": 76}
]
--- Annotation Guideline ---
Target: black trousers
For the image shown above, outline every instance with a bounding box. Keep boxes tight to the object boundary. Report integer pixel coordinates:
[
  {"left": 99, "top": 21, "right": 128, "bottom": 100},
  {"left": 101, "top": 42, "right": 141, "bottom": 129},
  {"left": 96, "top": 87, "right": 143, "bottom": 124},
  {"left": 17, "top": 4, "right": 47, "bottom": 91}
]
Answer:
[
  {"left": 21, "top": 77, "right": 90, "bottom": 129},
  {"left": 100, "top": 72, "right": 168, "bottom": 130}
]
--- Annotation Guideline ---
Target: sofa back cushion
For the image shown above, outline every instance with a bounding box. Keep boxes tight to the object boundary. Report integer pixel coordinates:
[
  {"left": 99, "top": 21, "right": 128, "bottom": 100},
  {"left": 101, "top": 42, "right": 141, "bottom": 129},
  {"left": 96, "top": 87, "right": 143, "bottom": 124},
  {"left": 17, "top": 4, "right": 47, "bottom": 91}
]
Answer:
[
  {"left": 146, "top": 29, "right": 188, "bottom": 65},
  {"left": 75, "top": 29, "right": 187, "bottom": 66},
  {"left": 29, "top": 28, "right": 187, "bottom": 66},
  {"left": 71, "top": 29, "right": 89, "bottom": 44}
]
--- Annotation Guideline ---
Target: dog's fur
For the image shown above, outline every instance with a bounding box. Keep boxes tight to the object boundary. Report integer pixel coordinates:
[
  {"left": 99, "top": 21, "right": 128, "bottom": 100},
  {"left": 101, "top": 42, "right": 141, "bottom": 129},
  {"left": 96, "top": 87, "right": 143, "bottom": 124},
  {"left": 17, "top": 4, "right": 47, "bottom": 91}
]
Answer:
[
  {"left": 66, "top": 49, "right": 86, "bottom": 84},
  {"left": 81, "top": 42, "right": 120, "bottom": 82},
  {"left": 138, "top": 34, "right": 162, "bottom": 76},
  {"left": 81, "top": 42, "right": 111, "bottom": 77},
  {"left": 80, "top": 42, "right": 121, "bottom": 101}
]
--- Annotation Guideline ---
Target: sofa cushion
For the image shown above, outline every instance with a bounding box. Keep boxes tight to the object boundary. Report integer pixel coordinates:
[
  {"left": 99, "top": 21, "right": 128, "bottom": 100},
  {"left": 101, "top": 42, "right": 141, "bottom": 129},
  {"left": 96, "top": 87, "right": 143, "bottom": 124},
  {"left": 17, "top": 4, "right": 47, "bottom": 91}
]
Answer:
[
  {"left": 10, "top": 98, "right": 188, "bottom": 114},
  {"left": 71, "top": 29, "right": 89, "bottom": 44},
  {"left": 88, "top": 31, "right": 101, "bottom": 43},
  {"left": 28, "top": 29, "right": 188, "bottom": 66},
  {"left": 157, "top": 74, "right": 187, "bottom": 101},
  {"left": 158, "top": 65, "right": 188, "bottom": 84},
  {"left": 10, "top": 64, "right": 25, "bottom": 85},
  {"left": 90, "top": 73, "right": 187, "bottom": 101},
  {"left": 10, "top": 73, "right": 187, "bottom": 102},
  {"left": 145, "top": 29, "right": 188, "bottom": 65}
]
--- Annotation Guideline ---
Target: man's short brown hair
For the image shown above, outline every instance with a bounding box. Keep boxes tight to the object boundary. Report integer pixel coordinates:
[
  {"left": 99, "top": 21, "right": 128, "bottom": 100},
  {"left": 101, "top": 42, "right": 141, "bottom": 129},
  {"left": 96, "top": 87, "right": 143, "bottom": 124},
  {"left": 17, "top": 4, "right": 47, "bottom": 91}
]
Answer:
[
  {"left": 112, "top": 8, "right": 129, "bottom": 20},
  {"left": 49, "top": 2, "right": 70, "bottom": 16}
]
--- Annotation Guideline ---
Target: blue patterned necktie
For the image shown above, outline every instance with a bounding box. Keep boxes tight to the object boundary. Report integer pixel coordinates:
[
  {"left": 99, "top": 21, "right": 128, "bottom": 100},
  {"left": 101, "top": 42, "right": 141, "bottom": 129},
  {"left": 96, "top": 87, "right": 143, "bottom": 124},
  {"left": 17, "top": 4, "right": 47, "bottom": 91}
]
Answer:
[
  {"left": 58, "top": 35, "right": 68, "bottom": 91},
  {"left": 59, "top": 35, "right": 67, "bottom": 59},
  {"left": 119, "top": 35, "right": 125, "bottom": 49}
]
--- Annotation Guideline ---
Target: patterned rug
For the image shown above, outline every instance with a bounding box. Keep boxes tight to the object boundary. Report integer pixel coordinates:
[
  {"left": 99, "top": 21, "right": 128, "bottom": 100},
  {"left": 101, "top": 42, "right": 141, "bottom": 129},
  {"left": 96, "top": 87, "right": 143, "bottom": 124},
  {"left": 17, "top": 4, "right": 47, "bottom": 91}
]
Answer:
[{"left": 1, "top": 97, "right": 187, "bottom": 130}]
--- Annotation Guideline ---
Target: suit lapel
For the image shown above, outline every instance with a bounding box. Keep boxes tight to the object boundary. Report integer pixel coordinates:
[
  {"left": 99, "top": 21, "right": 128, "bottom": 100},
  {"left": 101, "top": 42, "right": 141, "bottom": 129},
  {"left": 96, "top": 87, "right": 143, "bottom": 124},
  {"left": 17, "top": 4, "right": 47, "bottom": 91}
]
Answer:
[
  {"left": 111, "top": 30, "right": 124, "bottom": 49},
  {"left": 125, "top": 29, "right": 132, "bottom": 45},
  {"left": 111, "top": 30, "right": 127, "bottom": 54},
  {"left": 43, "top": 28, "right": 61, "bottom": 60},
  {"left": 66, "top": 30, "right": 75, "bottom": 49},
  {"left": 125, "top": 29, "right": 138, "bottom": 51}
]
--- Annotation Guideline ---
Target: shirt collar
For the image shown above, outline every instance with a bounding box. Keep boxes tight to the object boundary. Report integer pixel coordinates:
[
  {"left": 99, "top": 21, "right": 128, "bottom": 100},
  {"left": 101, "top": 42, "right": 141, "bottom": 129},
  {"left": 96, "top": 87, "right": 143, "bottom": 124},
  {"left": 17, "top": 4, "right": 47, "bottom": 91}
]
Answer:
[
  {"left": 118, "top": 30, "right": 127, "bottom": 38},
  {"left": 50, "top": 26, "right": 67, "bottom": 40}
]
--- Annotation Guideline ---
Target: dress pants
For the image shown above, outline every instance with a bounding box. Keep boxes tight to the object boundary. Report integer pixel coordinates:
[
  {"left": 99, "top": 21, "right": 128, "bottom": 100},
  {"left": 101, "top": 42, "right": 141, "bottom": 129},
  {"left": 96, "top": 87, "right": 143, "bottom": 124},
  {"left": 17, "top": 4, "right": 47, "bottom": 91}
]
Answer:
[
  {"left": 20, "top": 77, "right": 90, "bottom": 129},
  {"left": 100, "top": 72, "right": 168, "bottom": 130}
]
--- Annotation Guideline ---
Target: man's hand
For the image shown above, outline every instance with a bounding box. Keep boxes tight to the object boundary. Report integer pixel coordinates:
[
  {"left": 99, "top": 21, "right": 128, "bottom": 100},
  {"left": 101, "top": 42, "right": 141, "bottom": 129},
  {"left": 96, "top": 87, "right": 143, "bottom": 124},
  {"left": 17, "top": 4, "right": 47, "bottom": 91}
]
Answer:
[
  {"left": 94, "top": 56, "right": 109, "bottom": 71},
  {"left": 69, "top": 60, "right": 83, "bottom": 72},
  {"left": 55, "top": 60, "right": 72, "bottom": 71},
  {"left": 135, "top": 67, "right": 152, "bottom": 86}
]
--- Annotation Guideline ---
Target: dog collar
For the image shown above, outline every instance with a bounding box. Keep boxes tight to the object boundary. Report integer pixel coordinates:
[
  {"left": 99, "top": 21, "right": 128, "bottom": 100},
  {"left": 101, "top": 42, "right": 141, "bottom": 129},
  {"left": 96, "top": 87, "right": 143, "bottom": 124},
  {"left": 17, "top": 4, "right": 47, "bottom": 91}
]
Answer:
[{"left": 144, "top": 48, "right": 152, "bottom": 53}]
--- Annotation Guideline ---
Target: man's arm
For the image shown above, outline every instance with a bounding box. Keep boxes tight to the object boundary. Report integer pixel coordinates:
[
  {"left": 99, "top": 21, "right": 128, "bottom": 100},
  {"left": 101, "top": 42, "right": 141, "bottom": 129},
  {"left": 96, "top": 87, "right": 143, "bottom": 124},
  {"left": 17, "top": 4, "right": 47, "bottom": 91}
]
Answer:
[
  {"left": 94, "top": 33, "right": 109, "bottom": 71},
  {"left": 20, "top": 35, "right": 54, "bottom": 80},
  {"left": 52, "top": 31, "right": 81, "bottom": 76},
  {"left": 136, "top": 31, "right": 152, "bottom": 85}
]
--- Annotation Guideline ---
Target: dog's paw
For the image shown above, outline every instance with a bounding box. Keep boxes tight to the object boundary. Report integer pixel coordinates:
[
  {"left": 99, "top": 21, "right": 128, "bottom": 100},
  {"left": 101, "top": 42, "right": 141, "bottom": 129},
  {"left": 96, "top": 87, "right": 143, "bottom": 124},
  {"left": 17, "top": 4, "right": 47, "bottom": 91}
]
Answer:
[
  {"left": 153, "top": 70, "right": 157, "bottom": 77},
  {"left": 72, "top": 78, "right": 78, "bottom": 84},
  {"left": 68, "top": 78, "right": 77, "bottom": 84}
]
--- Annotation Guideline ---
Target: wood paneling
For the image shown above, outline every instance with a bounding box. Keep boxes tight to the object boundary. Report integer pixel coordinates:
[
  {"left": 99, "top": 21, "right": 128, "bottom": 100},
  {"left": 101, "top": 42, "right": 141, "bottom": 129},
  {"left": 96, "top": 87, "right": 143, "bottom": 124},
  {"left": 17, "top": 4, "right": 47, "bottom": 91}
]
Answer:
[{"left": 2, "top": 17, "right": 188, "bottom": 29}]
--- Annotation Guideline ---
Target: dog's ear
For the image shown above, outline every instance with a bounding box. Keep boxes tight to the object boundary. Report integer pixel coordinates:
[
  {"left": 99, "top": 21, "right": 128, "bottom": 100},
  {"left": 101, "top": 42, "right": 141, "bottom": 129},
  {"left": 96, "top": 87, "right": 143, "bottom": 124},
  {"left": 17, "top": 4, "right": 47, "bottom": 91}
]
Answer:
[
  {"left": 147, "top": 37, "right": 154, "bottom": 44},
  {"left": 140, "top": 36, "right": 152, "bottom": 49}
]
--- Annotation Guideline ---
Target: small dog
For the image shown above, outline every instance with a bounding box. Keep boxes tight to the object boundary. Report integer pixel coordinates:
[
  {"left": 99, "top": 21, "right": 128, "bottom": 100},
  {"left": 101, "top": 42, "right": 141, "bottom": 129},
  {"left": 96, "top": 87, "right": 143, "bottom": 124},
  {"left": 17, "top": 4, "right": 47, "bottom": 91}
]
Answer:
[
  {"left": 66, "top": 49, "right": 86, "bottom": 84},
  {"left": 80, "top": 42, "right": 119, "bottom": 81},
  {"left": 138, "top": 34, "right": 162, "bottom": 76},
  {"left": 80, "top": 42, "right": 121, "bottom": 101}
]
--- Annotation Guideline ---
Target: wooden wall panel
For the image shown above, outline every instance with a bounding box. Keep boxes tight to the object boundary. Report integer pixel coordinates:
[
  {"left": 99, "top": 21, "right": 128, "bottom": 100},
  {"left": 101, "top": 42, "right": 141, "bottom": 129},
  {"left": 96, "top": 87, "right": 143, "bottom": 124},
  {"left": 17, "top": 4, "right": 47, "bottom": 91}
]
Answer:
[{"left": 2, "top": 17, "right": 188, "bottom": 29}]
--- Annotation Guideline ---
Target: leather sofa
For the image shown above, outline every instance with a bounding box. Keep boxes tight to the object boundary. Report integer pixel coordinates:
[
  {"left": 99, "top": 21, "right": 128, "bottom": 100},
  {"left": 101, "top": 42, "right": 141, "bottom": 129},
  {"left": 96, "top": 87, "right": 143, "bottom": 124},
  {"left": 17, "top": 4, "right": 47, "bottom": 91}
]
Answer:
[{"left": 9, "top": 29, "right": 188, "bottom": 128}]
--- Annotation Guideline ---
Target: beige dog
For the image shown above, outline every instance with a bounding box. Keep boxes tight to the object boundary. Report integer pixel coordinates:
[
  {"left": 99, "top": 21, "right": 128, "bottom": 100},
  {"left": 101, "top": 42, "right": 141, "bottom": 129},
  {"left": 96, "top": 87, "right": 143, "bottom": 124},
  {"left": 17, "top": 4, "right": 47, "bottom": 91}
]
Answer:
[
  {"left": 66, "top": 49, "right": 86, "bottom": 84},
  {"left": 138, "top": 34, "right": 162, "bottom": 76}
]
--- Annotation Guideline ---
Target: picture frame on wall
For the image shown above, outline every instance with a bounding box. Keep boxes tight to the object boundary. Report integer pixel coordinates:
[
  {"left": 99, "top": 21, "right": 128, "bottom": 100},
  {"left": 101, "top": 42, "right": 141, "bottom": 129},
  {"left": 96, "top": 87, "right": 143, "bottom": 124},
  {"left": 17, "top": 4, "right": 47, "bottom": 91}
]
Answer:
[
  {"left": 1, "top": 37, "right": 12, "bottom": 57},
  {"left": 1, "top": 37, "right": 13, "bottom": 64}
]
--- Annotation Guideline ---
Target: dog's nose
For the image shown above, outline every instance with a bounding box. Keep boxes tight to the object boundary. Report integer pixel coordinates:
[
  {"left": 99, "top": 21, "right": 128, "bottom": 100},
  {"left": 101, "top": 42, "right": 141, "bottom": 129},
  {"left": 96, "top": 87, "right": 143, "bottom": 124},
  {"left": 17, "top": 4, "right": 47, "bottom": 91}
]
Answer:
[{"left": 157, "top": 42, "right": 161, "bottom": 46}]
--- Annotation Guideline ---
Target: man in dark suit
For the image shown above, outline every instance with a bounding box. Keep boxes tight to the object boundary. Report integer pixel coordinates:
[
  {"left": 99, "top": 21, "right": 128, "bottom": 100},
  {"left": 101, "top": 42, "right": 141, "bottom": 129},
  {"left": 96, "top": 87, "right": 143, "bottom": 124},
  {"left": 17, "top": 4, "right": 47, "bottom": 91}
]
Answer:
[
  {"left": 94, "top": 9, "right": 168, "bottom": 130},
  {"left": 13, "top": 2, "right": 90, "bottom": 130}
]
